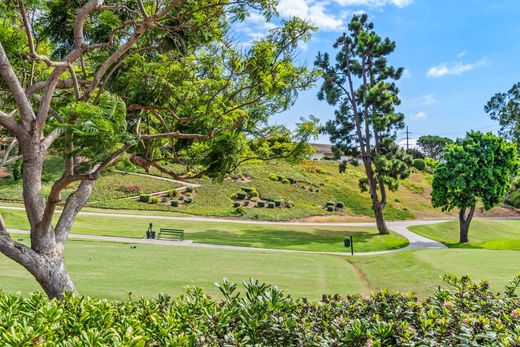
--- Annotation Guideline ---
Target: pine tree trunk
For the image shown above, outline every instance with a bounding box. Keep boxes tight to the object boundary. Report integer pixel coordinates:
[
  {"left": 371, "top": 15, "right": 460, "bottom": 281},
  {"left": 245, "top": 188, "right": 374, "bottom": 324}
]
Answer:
[{"left": 373, "top": 202, "right": 389, "bottom": 234}]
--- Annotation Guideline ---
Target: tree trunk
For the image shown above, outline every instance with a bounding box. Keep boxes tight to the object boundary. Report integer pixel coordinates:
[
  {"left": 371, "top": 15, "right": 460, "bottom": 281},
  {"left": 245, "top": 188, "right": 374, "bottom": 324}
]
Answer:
[
  {"left": 373, "top": 202, "right": 389, "bottom": 234},
  {"left": 30, "top": 254, "right": 76, "bottom": 299},
  {"left": 459, "top": 205, "right": 475, "bottom": 243}
]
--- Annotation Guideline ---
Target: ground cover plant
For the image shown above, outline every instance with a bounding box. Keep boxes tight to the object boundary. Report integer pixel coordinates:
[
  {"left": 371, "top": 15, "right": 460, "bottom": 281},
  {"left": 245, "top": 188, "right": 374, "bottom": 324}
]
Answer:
[
  {"left": 409, "top": 219, "right": 520, "bottom": 250},
  {"left": 0, "top": 275, "right": 518, "bottom": 346}
]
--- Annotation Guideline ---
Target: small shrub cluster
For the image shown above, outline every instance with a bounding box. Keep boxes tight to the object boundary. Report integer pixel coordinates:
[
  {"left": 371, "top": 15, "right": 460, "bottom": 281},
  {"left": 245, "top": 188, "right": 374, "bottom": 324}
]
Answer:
[
  {"left": 268, "top": 173, "right": 295, "bottom": 184},
  {"left": 230, "top": 187, "right": 260, "bottom": 209},
  {"left": 413, "top": 158, "right": 426, "bottom": 171},
  {"left": 269, "top": 173, "right": 319, "bottom": 192},
  {"left": 324, "top": 201, "right": 345, "bottom": 212},
  {"left": 4, "top": 276, "right": 516, "bottom": 346}
]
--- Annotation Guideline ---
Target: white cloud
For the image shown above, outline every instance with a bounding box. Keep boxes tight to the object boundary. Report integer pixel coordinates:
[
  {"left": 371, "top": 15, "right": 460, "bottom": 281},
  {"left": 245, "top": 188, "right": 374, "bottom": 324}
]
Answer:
[
  {"left": 277, "top": 0, "right": 412, "bottom": 32},
  {"left": 410, "top": 111, "right": 427, "bottom": 119},
  {"left": 333, "top": 0, "right": 413, "bottom": 7},
  {"left": 403, "top": 94, "right": 435, "bottom": 107},
  {"left": 427, "top": 59, "right": 489, "bottom": 78},
  {"left": 456, "top": 50, "right": 467, "bottom": 57}
]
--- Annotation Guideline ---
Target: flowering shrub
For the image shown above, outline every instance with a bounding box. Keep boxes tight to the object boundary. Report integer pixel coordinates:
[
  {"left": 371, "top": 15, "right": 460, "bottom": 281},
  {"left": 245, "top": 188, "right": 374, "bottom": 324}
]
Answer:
[
  {"left": 0, "top": 275, "right": 518, "bottom": 346},
  {"left": 120, "top": 185, "right": 143, "bottom": 193}
]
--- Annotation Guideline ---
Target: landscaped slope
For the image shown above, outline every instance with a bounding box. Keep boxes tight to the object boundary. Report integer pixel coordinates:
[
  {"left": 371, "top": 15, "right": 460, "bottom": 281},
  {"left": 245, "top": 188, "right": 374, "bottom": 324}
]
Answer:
[{"left": 0, "top": 158, "right": 517, "bottom": 221}]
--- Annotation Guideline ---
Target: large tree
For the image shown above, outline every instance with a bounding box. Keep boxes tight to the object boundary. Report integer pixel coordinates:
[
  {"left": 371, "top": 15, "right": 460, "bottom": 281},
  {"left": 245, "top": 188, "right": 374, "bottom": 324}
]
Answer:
[
  {"left": 315, "top": 14, "right": 412, "bottom": 234},
  {"left": 0, "top": 0, "right": 317, "bottom": 298},
  {"left": 432, "top": 132, "right": 519, "bottom": 243},
  {"left": 416, "top": 135, "right": 453, "bottom": 161}
]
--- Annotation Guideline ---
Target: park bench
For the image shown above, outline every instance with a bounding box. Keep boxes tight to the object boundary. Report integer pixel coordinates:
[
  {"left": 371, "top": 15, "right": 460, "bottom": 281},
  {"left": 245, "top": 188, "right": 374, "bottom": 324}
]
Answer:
[{"left": 157, "top": 228, "right": 184, "bottom": 241}]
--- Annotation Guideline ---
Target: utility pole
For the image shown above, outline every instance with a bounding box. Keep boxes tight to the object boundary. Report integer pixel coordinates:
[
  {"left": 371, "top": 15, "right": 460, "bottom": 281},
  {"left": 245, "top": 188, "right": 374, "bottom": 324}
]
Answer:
[{"left": 406, "top": 126, "right": 410, "bottom": 150}]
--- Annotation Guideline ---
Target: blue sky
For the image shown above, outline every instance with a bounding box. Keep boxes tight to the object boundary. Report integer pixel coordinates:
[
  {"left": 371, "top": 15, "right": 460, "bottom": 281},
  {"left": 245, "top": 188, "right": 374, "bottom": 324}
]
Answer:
[{"left": 238, "top": 0, "right": 520, "bottom": 144}]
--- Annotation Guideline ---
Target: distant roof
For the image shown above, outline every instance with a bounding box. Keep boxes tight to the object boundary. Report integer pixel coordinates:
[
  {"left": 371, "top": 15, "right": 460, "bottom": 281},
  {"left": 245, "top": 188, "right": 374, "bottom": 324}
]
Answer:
[{"left": 311, "top": 143, "right": 333, "bottom": 155}]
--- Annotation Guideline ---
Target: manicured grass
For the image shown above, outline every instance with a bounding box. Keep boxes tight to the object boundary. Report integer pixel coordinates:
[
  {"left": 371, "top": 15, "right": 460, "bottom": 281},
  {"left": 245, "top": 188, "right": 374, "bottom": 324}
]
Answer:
[
  {"left": 352, "top": 248, "right": 520, "bottom": 298},
  {"left": 0, "top": 238, "right": 364, "bottom": 299},
  {"left": 0, "top": 208, "right": 408, "bottom": 253},
  {"left": 409, "top": 219, "right": 520, "bottom": 250}
]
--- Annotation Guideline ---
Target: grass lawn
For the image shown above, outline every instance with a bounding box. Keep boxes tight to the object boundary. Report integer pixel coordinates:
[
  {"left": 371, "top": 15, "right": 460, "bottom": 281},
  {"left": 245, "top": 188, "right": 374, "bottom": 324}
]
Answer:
[
  {"left": 0, "top": 208, "right": 408, "bottom": 253},
  {"left": 0, "top": 238, "right": 364, "bottom": 300},
  {"left": 409, "top": 219, "right": 520, "bottom": 250},
  {"left": 351, "top": 248, "right": 520, "bottom": 298}
]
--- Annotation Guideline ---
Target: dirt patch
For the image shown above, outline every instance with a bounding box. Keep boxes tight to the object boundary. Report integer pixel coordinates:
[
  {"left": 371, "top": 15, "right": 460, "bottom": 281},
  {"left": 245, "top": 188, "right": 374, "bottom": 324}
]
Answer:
[{"left": 347, "top": 259, "right": 374, "bottom": 291}]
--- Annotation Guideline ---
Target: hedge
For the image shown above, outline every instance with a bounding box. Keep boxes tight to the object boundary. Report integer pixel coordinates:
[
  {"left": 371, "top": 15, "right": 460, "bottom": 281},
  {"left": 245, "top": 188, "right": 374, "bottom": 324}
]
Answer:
[
  {"left": 0, "top": 275, "right": 518, "bottom": 346},
  {"left": 170, "top": 200, "right": 179, "bottom": 207},
  {"left": 257, "top": 200, "right": 266, "bottom": 207},
  {"left": 139, "top": 194, "right": 150, "bottom": 203}
]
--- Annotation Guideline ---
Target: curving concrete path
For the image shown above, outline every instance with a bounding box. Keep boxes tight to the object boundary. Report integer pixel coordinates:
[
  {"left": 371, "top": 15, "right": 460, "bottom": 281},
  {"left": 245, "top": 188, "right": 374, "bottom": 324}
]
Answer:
[{"left": 5, "top": 210, "right": 448, "bottom": 256}]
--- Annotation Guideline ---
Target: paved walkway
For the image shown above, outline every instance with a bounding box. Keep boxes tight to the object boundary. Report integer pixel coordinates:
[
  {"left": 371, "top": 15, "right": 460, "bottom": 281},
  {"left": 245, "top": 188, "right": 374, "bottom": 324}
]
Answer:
[{"left": 6, "top": 216, "right": 448, "bottom": 256}]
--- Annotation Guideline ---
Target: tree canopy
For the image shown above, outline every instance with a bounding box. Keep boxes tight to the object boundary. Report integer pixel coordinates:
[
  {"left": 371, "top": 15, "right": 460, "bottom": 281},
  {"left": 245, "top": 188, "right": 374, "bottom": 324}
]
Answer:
[
  {"left": 432, "top": 132, "right": 519, "bottom": 243},
  {"left": 485, "top": 82, "right": 520, "bottom": 149},
  {"left": 416, "top": 135, "right": 453, "bottom": 161}
]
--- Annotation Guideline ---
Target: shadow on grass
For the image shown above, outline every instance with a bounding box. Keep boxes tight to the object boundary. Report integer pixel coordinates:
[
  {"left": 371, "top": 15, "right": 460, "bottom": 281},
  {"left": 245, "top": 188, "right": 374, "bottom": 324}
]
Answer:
[{"left": 189, "top": 228, "right": 408, "bottom": 253}]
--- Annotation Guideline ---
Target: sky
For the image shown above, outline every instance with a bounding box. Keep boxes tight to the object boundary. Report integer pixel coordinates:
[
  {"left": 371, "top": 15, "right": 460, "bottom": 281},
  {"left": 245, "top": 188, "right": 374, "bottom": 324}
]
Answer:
[{"left": 236, "top": 0, "right": 520, "bottom": 144}]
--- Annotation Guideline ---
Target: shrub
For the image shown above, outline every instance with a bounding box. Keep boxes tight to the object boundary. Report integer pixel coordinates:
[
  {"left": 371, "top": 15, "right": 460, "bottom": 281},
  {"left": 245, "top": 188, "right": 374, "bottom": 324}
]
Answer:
[
  {"left": 327, "top": 205, "right": 335, "bottom": 212},
  {"left": 274, "top": 199, "right": 283, "bottom": 207},
  {"left": 139, "top": 194, "right": 150, "bottom": 203},
  {"left": 286, "top": 201, "right": 294, "bottom": 208},
  {"left": 413, "top": 158, "right": 426, "bottom": 171},
  {"left": 233, "top": 201, "right": 241, "bottom": 208},
  {"left": 230, "top": 193, "right": 238, "bottom": 199},
  {"left": 185, "top": 192, "right": 191, "bottom": 197},
  {"left": 325, "top": 201, "right": 335, "bottom": 207},
  {"left": 185, "top": 186, "right": 194, "bottom": 193},
  {"left": 250, "top": 189, "right": 259, "bottom": 197},
  {"left": 281, "top": 178, "right": 290, "bottom": 184},
  {"left": 184, "top": 197, "right": 193, "bottom": 204},
  {"left": 257, "top": 200, "right": 266, "bottom": 208},
  {"left": 424, "top": 157, "right": 438, "bottom": 169},
  {"left": 233, "top": 206, "right": 245, "bottom": 215},
  {"left": 167, "top": 189, "right": 178, "bottom": 197},
  {"left": 241, "top": 187, "right": 253, "bottom": 193},
  {"left": 236, "top": 192, "right": 247, "bottom": 200},
  {"left": 0, "top": 276, "right": 518, "bottom": 345},
  {"left": 149, "top": 196, "right": 160, "bottom": 204},
  {"left": 336, "top": 201, "right": 345, "bottom": 209},
  {"left": 170, "top": 200, "right": 179, "bottom": 207},
  {"left": 267, "top": 202, "right": 275, "bottom": 208},
  {"left": 269, "top": 173, "right": 279, "bottom": 181}
]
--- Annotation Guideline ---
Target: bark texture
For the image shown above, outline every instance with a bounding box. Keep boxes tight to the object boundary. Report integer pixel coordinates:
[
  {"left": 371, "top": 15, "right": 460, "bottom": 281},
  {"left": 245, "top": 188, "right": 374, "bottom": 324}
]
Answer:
[{"left": 459, "top": 205, "right": 476, "bottom": 244}]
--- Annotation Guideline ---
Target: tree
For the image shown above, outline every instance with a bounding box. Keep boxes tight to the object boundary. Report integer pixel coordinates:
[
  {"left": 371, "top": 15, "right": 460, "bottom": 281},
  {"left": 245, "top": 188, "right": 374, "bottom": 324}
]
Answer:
[
  {"left": 0, "top": 0, "right": 316, "bottom": 299},
  {"left": 315, "top": 14, "right": 412, "bottom": 234},
  {"left": 485, "top": 82, "right": 520, "bottom": 148},
  {"left": 432, "top": 132, "right": 519, "bottom": 243},
  {"left": 416, "top": 135, "right": 453, "bottom": 161}
]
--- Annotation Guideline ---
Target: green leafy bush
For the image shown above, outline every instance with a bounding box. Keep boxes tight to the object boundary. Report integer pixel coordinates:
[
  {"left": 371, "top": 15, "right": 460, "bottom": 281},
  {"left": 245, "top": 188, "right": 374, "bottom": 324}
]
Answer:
[
  {"left": 267, "top": 202, "right": 276, "bottom": 208},
  {"left": 170, "top": 200, "right": 179, "bottom": 207},
  {"left": 241, "top": 187, "right": 253, "bottom": 193},
  {"left": 286, "top": 201, "right": 294, "bottom": 208},
  {"left": 257, "top": 200, "right": 266, "bottom": 208},
  {"left": 424, "top": 157, "right": 438, "bottom": 169},
  {"left": 269, "top": 173, "right": 279, "bottom": 181},
  {"left": 184, "top": 197, "right": 193, "bottom": 204},
  {"left": 413, "top": 158, "right": 426, "bottom": 171},
  {"left": 281, "top": 178, "right": 291, "bottom": 184},
  {"left": 149, "top": 196, "right": 160, "bottom": 204},
  {"left": 325, "top": 201, "right": 335, "bottom": 207},
  {"left": 274, "top": 199, "right": 283, "bottom": 207},
  {"left": 236, "top": 192, "right": 247, "bottom": 200},
  {"left": 250, "top": 188, "right": 259, "bottom": 197},
  {"left": 327, "top": 205, "right": 335, "bottom": 212},
  {"left": 166, "top": 189, "right": 178, "bottom": 197},
  {"left": 233, "top": 201, "right": 241, "bottom": 208},
  {"left": 336, "top": 201, "right": 345, "bottom": 209},
  {"left": 185, "top": 186, "right": 194, "bottom": 193},
  {"left": 139, "top": 194, "right": 150, "bottom": 203},
  {"left": 0, "top": 276, "right": 516, "bottom": 346}
]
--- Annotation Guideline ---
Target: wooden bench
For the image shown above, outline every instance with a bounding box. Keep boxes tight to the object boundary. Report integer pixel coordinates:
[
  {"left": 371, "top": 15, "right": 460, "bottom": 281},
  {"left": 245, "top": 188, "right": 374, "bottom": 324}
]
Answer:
[{"left": 157, "top": 228, "right": 184, "bottom": 241}]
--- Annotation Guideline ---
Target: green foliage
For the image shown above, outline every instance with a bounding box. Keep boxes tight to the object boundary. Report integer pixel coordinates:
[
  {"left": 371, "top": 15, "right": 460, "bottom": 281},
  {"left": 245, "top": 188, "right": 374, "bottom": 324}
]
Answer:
[
  {"left": 184, "top": 197, "right": 193, "bottom": 204},
  {"left": 236, "top": 192, "right": 247, "bottom": 200},
  {"left": 167, "top": 190, "right": 178, "bottom": 198},
  {"left": 0, "top": 275, "right": 518, "bottom": 345},
  {"left": 139, "top": 195, "right": 150, "bottom": 203},
  {"left": 267, "top": 202, "right": 275, "bottom": 208},
  {"left": 233, "top": 201, "right": 241, "bottom": 208},
  {"left": 269, "top": 173, "right": 279, "bottom": 181},
  {"left": 327, "top": 205, "right": 335, "bottom": 212},
  {"left": 336, "top": 201, "right": 345, "bottom": 209},
  {"left": 185, "top": 186, "right": 194, "bottom": 193},
  {"left": 413, "top": 158, "right": 426, "bottom": 171},
  {"left": 417, "top": 135, "right": 453, "bottom": 161},
  {"left": 424, "top": 157, "right": 438, "bottom": 170},
  {"left": 432, "top": 132, "right": 519, "bottom": 212},
  {"left": 170, "top": 200, "right": 179, "bottom": 207},
  {"left": 325, "top": 201, "right": 335, "bottom": 207},
  {"left": 281, "top": 178, "right": 290, "bottom": 184},
  {"left": 485, "top": 82, "right": 520, "bottom": 149},
  {"left": 149, "top": 196, "right": 160, "bottom": 204},
  {"left": 274, "top": 199, "right": 283, "bottom": 207},
  {"left": 257, "top": 200, "right": 266, "bottom": 208}
]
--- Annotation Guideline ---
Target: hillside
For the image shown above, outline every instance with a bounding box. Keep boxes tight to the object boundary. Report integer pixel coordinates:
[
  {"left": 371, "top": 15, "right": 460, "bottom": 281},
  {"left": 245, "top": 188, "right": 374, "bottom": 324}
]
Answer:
[{"left": 1, "top": 158, "right": 516, "bottom": 221}]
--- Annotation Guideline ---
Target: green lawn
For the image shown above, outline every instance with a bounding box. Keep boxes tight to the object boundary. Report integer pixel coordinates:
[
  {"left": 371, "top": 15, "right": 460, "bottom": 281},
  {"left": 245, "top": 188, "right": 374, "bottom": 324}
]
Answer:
[
  {"left": 0, "top": 208, "right": 408, "bottom": 253},
  {"left": 352, "top": 248, "right": 520, "bottom": 298},
  {"left": 1, "top": 238, "right": 518, "bottom": 300},
  {"left": 409, "top": 219, "right": 520, "bottom": 250},
  {"left": 0, "top": 238, "right": 364, "bottom": 300}
]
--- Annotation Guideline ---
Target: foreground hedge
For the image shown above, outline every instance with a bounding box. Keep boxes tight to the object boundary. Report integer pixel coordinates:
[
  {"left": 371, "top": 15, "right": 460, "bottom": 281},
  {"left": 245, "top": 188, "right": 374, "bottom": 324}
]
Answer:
[{"left": 0, "top": 275, "right": 519, "bottom": 346}]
